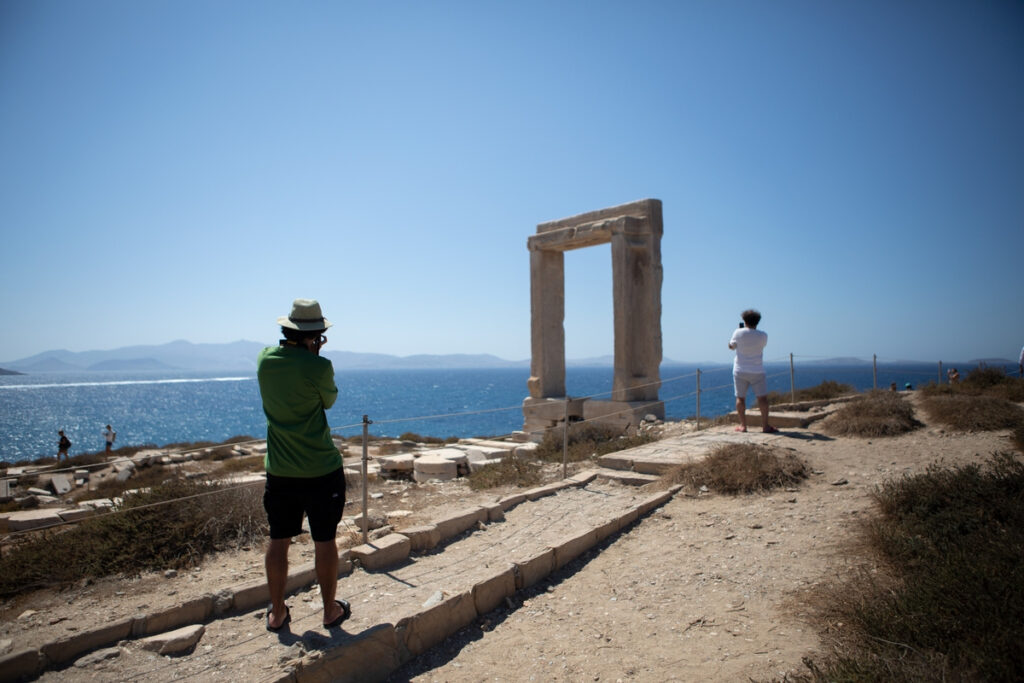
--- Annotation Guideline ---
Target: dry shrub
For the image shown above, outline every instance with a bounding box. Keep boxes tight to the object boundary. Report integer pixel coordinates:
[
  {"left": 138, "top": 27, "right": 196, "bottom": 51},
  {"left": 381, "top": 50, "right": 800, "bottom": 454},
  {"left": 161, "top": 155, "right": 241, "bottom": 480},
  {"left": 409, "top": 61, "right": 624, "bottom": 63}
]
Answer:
[
  {"left": 0, "top": 478, "right": 265, "bottom": 597},
  {"left": 794, "top": 453, "right": 1024, "bottom": 682},
  {"left": 534, "top": 423, "right": 655, "bottom": 463},
  {"left": 767, "top": 380, "right": 856, "bottom": 406},
  {"left": 660, "top": 443, "right": 807, "bottom": 494},
  {"left": 467, "top": 457, "right": 542, "bottom": 490},
  {"left": 920, "top": 394, "right": 1024, "bottom": 432},
  {"left": 821, "top": 391, "right": 920, "bottom": 438}
]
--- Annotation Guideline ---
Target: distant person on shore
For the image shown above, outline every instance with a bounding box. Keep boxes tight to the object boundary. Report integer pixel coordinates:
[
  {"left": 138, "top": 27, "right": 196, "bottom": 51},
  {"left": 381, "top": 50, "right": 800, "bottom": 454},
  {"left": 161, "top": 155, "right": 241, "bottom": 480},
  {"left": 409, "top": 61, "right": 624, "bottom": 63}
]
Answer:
[
  {"left": 728, "top": 309, "right": 778, "bottom": 433},
  {"left": 1019, "top": 345, "right": 1023, "bottom": 377},
  {"left": 102, "top": 424, "right": 116, "bottom": 453},
  {"left": 257, "top": 298, "right": 350, "bottom": 632},
  {"left": 947, "top": 367, "right": 960, "bottom": 384},
  {"left": 890, "top": 382, "right": 898, "bottom": 392},
  {"left": 57, "top": 430, "right": 71, "bottom": 462}
]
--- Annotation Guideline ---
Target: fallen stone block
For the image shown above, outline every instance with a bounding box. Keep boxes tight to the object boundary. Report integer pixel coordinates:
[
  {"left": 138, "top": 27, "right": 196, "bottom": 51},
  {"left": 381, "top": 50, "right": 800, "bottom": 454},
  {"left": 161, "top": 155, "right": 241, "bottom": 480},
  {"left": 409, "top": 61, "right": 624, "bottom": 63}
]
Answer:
[
  {"left": 115, "top": 468, "right": 134, "bottom": 483},
  {"left": 472, "top": 567, "right": 516, "bottom": 616},
  {"left": 567, "top": 469, "right": 598, "bottom": 486},
  {"left": 399, "top": 525, "right": 441, "bottom": 552},
  {"left": 512, "top": 548, "right": 555, "bottom": 590},
  {"left": 467, "top": 457, "right": 504, "bottom": 473},
  {"left": 297, "top": 623, "right": 400, "bottom": 683},
  {"left": 395, "top": 590, "right": 476, "bottom": 657},
  {"left": 4, "top": 509, "right": 63, "bottom": 532},
  {"left": 350, "top": 533, "right": 411, "bottom": 571},
  {"left": 57, "top": 508, "right": 95, "bottom": 523},
  {"left": 139, "top": 624, "right": 205, "bottom": 655},
  {"left": 551, "top": 528, "right": 598, "bottom": 569},
  {"left": 434, "top": 507, "right": 486, "bottom": 541},
  {"left": 26, "top": 487, "right": 50, "bottom": 497},
  {"left": 0, "top": 478, "right": 12, "bottom": 500},
  {"left": 41, "top": 616, "right": 134, "bottom": 667},
  {"left": 513, "top": 441, "right": 539, "bottom": 458},
  {"left": 412, "top": 454, "right": 457, "bottom": 483},
  {"left": 73, "top": 646, "right": 123, "bottom": 668}
]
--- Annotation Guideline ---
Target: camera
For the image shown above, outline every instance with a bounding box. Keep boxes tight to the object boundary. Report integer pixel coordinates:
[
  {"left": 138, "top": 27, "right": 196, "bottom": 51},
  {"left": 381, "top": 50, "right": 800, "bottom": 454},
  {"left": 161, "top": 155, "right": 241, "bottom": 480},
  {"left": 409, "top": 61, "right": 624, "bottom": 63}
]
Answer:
[{"left": 738, "top": 322, "right": 744, "bottom": 328}]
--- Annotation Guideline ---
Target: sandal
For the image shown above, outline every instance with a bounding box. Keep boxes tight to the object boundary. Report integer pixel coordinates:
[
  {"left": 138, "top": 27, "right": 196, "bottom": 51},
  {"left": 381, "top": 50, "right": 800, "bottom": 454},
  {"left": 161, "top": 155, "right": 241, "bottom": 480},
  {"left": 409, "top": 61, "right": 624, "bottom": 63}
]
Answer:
[
  {"left": 324, "top": 599, "right": 351, "bottom": 628},
  {"left": 266, "top": 605, "right": 291, "bottom": 632}
]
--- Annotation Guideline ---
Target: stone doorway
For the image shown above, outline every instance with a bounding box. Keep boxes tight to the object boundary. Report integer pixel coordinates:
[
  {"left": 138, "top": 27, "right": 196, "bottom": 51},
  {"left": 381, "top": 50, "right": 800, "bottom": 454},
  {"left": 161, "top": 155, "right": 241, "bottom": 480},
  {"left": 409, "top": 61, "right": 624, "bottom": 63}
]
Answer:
[{"left": 523, "top": 199, "right": 664, "bottom": 438}]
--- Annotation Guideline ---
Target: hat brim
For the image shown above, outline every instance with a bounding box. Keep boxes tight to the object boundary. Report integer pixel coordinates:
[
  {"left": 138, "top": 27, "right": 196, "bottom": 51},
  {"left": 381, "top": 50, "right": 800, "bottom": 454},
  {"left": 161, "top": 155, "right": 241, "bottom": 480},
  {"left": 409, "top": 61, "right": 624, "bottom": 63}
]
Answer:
[{"left": 277, "top": 316, "right": 332, "bottom": 331}]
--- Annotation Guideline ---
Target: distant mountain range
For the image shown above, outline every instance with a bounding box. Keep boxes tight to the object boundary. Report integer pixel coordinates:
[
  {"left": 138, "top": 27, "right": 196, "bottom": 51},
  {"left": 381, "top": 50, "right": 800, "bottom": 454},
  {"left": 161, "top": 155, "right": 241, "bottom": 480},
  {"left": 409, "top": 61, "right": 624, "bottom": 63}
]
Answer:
[{"left": 0, "top": 342, "right": 1011, "bottom": 375}]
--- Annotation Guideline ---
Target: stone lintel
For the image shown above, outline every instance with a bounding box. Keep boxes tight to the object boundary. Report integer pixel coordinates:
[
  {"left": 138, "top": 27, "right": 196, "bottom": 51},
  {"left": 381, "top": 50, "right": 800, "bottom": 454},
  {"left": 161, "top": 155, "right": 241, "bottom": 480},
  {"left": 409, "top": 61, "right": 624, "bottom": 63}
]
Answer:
[{"left": 536, "top": 198, "right": 662, "bottom": 234}]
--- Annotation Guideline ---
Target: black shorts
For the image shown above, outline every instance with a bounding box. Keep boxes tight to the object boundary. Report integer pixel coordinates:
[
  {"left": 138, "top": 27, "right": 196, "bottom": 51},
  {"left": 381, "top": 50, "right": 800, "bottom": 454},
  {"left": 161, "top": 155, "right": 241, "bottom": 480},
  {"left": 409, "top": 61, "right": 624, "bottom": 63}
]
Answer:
[{"left": 263, "top": 467, "right": 346, "bottom": 542}]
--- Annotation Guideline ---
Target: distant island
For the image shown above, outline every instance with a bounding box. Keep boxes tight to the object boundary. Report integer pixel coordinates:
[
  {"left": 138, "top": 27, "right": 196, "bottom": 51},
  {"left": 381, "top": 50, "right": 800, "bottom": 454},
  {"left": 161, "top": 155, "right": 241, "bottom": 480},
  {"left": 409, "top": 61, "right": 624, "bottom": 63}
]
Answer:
[{"left": 0, "top": 367, "right": 24, "bottom": 375}]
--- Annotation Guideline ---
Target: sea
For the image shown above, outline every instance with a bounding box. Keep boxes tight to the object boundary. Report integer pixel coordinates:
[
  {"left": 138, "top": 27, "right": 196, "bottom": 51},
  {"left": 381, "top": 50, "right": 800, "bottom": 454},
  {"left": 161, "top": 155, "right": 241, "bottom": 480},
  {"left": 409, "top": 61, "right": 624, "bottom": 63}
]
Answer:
[{"left": 0, "top": 361, "right": 1013, "bottom": 464}]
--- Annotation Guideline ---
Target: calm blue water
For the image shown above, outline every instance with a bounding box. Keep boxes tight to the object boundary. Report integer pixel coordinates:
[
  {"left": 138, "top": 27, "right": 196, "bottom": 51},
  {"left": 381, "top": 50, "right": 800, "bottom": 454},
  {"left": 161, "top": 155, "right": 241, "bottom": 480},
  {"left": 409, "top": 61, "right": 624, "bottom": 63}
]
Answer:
[{"left": 0, "top": 362, "right": 1012, "bottom": 464}]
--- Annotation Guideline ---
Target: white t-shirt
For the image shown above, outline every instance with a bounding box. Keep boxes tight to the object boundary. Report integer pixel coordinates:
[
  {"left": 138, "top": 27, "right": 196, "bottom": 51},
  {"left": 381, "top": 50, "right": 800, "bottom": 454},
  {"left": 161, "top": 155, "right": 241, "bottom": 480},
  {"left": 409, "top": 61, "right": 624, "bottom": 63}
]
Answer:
[{"left": 730, "top": 327, "right": 768, "bottom": 374}]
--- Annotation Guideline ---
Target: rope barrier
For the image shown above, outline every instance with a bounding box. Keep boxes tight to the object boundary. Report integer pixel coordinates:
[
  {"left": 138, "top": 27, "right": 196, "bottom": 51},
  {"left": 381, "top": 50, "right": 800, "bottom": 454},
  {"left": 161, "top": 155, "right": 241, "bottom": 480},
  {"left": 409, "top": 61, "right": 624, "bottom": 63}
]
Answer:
[{"left": 2, "top": 352, "right": 1001, "bottom": 544}]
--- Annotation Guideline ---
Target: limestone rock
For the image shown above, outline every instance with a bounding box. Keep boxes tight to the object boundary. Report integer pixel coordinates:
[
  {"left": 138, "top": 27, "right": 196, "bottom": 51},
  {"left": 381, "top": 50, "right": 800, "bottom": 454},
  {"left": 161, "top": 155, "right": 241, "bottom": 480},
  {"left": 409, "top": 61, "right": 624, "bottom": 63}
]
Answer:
[{"left": 139, "top": 624, "right": 205, "bottom": 655}]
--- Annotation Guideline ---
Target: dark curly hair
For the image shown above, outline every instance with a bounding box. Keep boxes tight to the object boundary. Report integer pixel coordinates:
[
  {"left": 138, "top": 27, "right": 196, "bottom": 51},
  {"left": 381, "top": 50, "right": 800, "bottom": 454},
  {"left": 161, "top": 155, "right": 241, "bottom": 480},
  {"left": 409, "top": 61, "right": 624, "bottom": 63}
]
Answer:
[{"left": 741, "top": 309, "right": 761, "bottom": 329}]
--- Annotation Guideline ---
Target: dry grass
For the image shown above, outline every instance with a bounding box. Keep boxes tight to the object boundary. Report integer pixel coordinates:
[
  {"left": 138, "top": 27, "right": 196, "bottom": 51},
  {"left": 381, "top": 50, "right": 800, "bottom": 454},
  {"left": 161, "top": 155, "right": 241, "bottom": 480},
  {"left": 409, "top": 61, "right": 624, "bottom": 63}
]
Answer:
[
  {"left": 820, "top": 391, "right": 921, "bottom": 438},
  {"left": 920, "top": 394, "right": 1024, "bottom": 432},
  {"left": 0, "top": 478, "right": 266, "bottom": 597},
  {"left": 767, "top": 380, "right": 857, "bottom": 406},
  {"left": 792, "top": 453, "right": 1024, "bottom": 682},
  {"left": 534, "top": 423, "right": 656, "bottom": 464},
  {"left": 660, "top": 442, "right": 807, "bottom": 495},
  {"left": 467, "top": 457, "right": 543, "bottom": 490}
]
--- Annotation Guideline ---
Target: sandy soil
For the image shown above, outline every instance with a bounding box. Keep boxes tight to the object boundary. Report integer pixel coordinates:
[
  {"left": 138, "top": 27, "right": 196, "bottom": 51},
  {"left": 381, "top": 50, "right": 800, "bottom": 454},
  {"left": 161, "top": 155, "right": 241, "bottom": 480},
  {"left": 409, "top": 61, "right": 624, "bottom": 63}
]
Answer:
[{"left": 1, "top": 393, "right": 1018, "bottom": 682}]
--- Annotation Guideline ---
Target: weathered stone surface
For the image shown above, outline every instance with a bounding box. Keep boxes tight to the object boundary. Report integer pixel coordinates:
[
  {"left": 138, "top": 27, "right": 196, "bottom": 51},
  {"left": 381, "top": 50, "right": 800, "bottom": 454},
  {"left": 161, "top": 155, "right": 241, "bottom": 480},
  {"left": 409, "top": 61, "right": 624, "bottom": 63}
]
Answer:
[
  {"left": 40, "top": 616, "right": 134, "bottom": 666},
  {"left": 0, "top": 647, "right": 43, "bottom": 680},
  {"left": 550, "top": 528, "right": 598, "bottom": 569},
  {"left": 57, "top": 507, "right": 95, "bottom": 523},
  {"left": 412, "top": 454, "right": 457, "bottom": 483},
  {"left": 4, "top": 509, "right": 63, "bottom": 531},
  {"left": 230, "top": 578, "right": 270, "bottom": 613},
  {"left": 350, "top": 533, "right": 411, "bottom": 571},
  {"left": 139, "top": 624, "right": 205, "bottom": 655},
  {"left": 472, "top": 568, "right": 516, "bottom": 615},
  {"left": 498, "top": 493, "right": 526, "bottom": 511},
  {"left": 434, "top": 507, "right": 486, "bottom": 541},
  {"left": 400, "top": 525, "right": 441, "bottom": 552},
  {"left": 637, "top": 489, "right": 674, "bottom": 515},
  {"left": 512, "top": 548, "right": 555, "bottom": 589},
  {"left": 482, "top": 503, "right": 504, "bottom": 523},
  {"left": 296, "top": 623, "right": 400, "bottom": 683},
  {"left": 139, "top": 595, "right": 213, "bottom": 636},
  {"left": 395, "top": 591, "right": 476, "bottom": 657},
  {"left": 523, "top": 482, "right": 564, "bottom": 501},
  {"left": 48, "top": 473, "right": 73, "bottom": 495}
]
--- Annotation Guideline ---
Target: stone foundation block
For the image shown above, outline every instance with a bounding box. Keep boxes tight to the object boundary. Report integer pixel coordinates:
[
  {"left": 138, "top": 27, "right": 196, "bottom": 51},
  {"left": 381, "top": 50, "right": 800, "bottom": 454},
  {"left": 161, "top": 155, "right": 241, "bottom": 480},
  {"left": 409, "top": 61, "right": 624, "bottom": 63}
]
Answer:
[
  {"left": 0, "top": 647, "right": 43, "bottom": 681},
  {"left": 57, "top": 508, "right": 95, "bottom": 523},
  {"left": 523, "top": 482, "right": 564, "bottom": 501},
  {"left": 497, "top": 493, "right": 526, "bottom": 511},
  {"left": 297, "top": 623, "right": 401, "bottom": 683},
  {"left": 637, "top": 490, "right": 674, "bottom": 515},
  {"left": 139, "top": 595, "right": 213, "bottom": 636},
  {"left": 567, "top": 470, "right": 598, "bottom": 486},
  {"left": 512, "top": 548, "right": 555, "bottom": 590},
  {"left": 472, "top": 568, "right": 516, "bottom": 615},
  {"left": 350, "top": 533, "right": 411, "bottom": 571},
  {"left": 618, "top": 507, "right": 640, "bottom": 529},
  {"left": 400, "top": 525, "right": 441, "bottom": 552},
  {"left": 593, "top": 516, "right": 621, "bottom": 542},
  {"left": 230, "top": 578, "right": 270, "bottom": 613},
  {"left": 434, "top": 507, "right": 486, "bottom": 541},
  {"left": 5, "top": 509, "right": 63, "bottom": 531},
  {"left": 482, "top": 503, "right": 504, "bottom": 523},
  {"left": 41, "top": 616, "right": 134, "bottom": 667},
  {"left": 551, "top": 529, "right": 598, "bottom": 569},
  {"left": 396, "top": 591, "right": 476, "bottom": 657}
]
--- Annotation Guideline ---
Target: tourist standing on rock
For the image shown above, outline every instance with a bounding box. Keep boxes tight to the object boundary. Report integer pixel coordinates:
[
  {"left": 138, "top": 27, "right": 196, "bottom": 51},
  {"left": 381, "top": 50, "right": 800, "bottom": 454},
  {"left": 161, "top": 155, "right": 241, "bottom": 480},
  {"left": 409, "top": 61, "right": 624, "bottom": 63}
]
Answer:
[
  {"left": 728, "top": 309, "right": 778, "bottom": 434},
  {"left": 102, "top": 424, "right": 116, "bottom": 453},
  {"left": 257, "top": 298, "right": 350, "bottom": 632},
  {"left": 1019, "top": 345, "right": 1023, "bottom": 377},
  {"left": 57, "top": 430, "right": 71, "bottom": 461}
]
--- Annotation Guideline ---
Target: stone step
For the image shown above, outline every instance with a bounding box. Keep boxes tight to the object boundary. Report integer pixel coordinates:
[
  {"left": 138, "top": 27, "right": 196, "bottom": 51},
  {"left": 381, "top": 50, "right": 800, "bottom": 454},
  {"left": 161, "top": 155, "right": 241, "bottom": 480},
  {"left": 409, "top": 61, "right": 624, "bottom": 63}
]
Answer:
[{"left": 2, "top": 472, "right": 680, "bottom": 682}]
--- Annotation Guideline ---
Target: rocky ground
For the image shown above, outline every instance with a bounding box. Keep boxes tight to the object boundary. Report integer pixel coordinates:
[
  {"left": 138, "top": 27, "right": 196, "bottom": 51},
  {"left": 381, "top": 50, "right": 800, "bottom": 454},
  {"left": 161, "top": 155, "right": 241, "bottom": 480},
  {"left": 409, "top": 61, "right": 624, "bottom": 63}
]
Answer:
[{"left": 0, "top": 393, "right": 1018, "bottom": 682}]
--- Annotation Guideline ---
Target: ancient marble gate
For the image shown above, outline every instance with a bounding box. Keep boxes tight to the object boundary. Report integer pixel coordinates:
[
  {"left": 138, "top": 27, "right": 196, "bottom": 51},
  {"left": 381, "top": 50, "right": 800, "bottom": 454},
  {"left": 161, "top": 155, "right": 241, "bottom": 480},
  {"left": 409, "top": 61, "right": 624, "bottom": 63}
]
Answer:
[{"left": 523, "top": 198, "right": 664, "bottom": 437}]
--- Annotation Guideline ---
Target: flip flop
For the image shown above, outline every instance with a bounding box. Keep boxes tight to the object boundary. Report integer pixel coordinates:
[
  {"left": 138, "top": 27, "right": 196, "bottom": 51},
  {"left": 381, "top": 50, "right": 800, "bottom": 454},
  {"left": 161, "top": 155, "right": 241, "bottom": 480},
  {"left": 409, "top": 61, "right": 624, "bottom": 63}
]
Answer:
[
  {"left": 734, "top": 426, "right": 747, "bottom": 432},
  {"left": 324, "top": 599, "right": 351, "bottom": 628},
  {"left": 266, "top": 605, "right": 290, "bottom": 632},
  {"left": 763, "top": 425, "right": 779, "bottom": 434}
]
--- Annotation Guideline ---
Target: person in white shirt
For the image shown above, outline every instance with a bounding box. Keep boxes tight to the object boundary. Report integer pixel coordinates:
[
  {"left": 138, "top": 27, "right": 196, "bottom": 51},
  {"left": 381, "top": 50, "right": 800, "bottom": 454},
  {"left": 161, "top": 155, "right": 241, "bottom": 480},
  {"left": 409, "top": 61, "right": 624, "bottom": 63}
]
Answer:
[
  {"left": 103, "top": 424, "right": 116, "bottom": 453},
  {"left": 728, "top": 309, "right": 778, "bottom": 433}
]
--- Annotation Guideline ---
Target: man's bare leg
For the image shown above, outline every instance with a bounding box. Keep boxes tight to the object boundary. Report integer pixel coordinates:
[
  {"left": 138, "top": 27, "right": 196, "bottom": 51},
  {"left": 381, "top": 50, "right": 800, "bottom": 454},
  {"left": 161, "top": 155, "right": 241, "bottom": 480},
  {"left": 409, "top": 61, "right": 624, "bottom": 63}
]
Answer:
[
  {"left": 315, "top": 539, "right": 346, "bottom": 625},
  {"left": 758, "top": 395, "right": 771, "bottom": 431},
  {"left": 735, "top": 397, "right": 747, "bottom": 431},
  {"left": 265, "top": 538, "right": 291, "bottom": 628}
]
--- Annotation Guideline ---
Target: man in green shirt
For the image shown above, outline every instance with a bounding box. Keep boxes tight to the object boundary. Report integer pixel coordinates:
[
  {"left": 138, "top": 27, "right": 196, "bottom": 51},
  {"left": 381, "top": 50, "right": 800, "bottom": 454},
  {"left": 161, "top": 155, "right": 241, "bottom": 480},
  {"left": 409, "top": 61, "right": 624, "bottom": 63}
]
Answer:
[{"left": 257, "top": 298, "right": 350, "bottom": 632}]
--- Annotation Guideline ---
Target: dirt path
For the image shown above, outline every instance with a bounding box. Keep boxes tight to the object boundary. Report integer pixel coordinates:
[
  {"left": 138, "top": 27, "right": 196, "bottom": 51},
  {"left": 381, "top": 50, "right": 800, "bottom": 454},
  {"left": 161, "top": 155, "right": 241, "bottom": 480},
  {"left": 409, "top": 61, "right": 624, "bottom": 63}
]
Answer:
[{"left": 2, "top": 394, "right": 1017, "bottom": 682}]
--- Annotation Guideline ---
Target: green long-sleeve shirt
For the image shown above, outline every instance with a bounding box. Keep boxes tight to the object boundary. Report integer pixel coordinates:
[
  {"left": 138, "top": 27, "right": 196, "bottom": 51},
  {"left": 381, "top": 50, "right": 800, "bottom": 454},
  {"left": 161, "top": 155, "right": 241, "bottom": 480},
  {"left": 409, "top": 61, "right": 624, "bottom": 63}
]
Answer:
[{"left": 257, "top": 344, "right": 342, "bottom": 478}]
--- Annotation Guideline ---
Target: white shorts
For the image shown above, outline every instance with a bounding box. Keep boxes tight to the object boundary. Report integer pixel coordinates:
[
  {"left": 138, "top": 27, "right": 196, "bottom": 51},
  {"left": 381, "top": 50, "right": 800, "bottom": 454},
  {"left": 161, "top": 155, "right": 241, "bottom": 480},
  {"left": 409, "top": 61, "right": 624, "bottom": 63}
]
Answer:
[{"left": 734, "top": 371, "right": 767, "bottom": 399}]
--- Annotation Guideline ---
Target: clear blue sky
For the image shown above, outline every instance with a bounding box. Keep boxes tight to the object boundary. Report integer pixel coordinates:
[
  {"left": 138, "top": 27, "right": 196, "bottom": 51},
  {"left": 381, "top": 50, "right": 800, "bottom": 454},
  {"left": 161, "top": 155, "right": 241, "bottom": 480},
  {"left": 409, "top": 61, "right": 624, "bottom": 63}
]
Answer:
[{"left": 2, "top": 0, "right": 1022, "bottom": 366}]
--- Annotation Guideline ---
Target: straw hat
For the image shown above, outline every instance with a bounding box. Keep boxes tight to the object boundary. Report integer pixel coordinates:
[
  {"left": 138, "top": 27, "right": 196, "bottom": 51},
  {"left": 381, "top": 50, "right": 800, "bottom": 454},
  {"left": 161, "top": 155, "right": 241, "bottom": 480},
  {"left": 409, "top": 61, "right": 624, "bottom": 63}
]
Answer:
[{"left": 277, "top": 298, "right": 332, "bottom": 331}]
